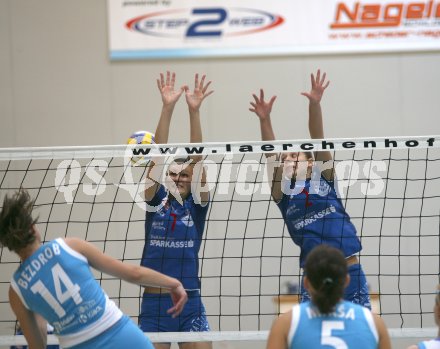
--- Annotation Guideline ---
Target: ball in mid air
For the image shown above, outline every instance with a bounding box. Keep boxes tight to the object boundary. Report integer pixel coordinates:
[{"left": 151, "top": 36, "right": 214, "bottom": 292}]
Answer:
[{"left": 127, "top": 130, "right": 155, "bottom": 166}]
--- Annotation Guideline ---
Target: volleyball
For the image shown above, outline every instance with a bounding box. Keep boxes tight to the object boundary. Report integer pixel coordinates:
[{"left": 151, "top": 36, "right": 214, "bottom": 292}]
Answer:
[
  {"left": 127, "top": 130, "right": 155, "bottom": 166},
  {"left": 127, "top": 130, "right": 155, "bottom": 145}
]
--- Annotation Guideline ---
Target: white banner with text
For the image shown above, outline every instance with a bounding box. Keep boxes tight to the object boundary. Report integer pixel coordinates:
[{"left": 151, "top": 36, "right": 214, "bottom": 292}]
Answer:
[{"left": 112, "top": 0, "right": 440, "bottom": 59}]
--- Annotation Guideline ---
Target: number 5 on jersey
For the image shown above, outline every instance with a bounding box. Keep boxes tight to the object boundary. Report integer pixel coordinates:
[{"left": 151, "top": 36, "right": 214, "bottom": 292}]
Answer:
[{"left": 321, "top": 320, "right": 348, "bottom": 349}]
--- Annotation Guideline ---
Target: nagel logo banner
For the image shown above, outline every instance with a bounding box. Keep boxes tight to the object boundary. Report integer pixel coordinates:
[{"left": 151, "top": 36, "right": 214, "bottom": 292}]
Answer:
[{"left": 108, "top": 0, "right": 440, "bottom": 60}]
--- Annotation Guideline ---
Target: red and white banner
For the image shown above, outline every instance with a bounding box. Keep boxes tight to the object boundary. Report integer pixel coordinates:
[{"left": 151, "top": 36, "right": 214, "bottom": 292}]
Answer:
[{"left": 108, "top": 0, "right": 440, "bottom": 59}]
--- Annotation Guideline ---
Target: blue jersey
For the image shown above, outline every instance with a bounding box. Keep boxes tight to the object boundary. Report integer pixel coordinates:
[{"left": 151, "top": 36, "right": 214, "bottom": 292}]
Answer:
[
  {"left": 277, "top": 176, "right": 361, "bottom": 266},
  {"left": 142, "top": 185, "right": 209, "bottom": 290},
  {"left": 289, "top": 301, "right": 378, "bottom": 349},
  {"left": 11, "top": 239, "right": 122, "bottom": 348},
  {"left": 417, "top": 339, "right": 440, "bottom": 349}
]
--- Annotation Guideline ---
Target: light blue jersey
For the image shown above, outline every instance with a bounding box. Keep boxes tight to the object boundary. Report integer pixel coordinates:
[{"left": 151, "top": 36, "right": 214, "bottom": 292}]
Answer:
[
  {"left": 289, "top": 301, "right": 378, "bottom": 349},
  {"left": 11, "top": 238, "right": 123, "bottom": 348},
  {"left": 417, "top": 338, "right": 440, "bottom": 349}
]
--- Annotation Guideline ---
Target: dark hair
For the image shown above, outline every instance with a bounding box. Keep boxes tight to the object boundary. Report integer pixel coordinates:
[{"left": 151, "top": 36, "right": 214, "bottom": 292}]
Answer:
[
  {"left": 167, "top": 156, "right": 193, "bottom": 173},
  {"left": 302, "top": 151, "right": 314, "bottom": 160},
  {"left": 0, "top": 190, "right": 38, "bottom": 253},
  {"left": 304, "top": 244, "right": 348, "bottom": 314},
  {"left": 172, "top": 156, "right": 191, "bottom": 164}
]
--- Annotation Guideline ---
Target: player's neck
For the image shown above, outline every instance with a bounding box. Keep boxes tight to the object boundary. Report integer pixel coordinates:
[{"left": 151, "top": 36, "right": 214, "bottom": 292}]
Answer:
[{"left": 18, "top": 241, "right": 41, "bottom": 262}]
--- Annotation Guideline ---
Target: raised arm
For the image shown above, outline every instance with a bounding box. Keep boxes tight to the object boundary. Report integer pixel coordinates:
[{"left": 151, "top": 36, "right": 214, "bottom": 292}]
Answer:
[
  {"left": 301, "top": 69, "right": 334, "bottom": 180},
  {"left": 155, "top": 71, "right": 184, "bottom": 144},
  {"left": 249, "top": 89, "right": 283, "bottom": 202},
  {"left": 184, "top": 73, "right": 214, "bottom": 205},
  {"left": 184, "top": 73, "right": 213, "bottom": 147},
  {"left": 65, "top": 237, "right": 188, "bottom": 318},
  {"left": 301, "top": 69, "right": 332, "bottom": 162},
  {"left": 249, "top": 89, "right": 277, "bottom": 145},
  {"left": 145, "top": 71, "right": 184, "bottom": 201}
]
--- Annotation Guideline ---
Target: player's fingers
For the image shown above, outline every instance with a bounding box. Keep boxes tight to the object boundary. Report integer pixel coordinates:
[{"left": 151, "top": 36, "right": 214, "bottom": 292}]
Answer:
[
  {"left": 316, "top": 69, "right": 321, "bottom": 84},
  {"left": 203, "top": 90, "right": 214, "bottom": 99},
  {"left": 166, "top": 305, "right": 178, "bottom": 317},
  {"left": 167, "top": 298, "right": 186, "bottom": 317},
  {"left": 321, "top": 72, "right": 326, "bottom": 85},
  {"left": 260, "top": 89, "right": 265, "bottom": 101},
  {"left": 171, "top": 72, "right": 176, "bottom": 89},
  {"left": 202, "top": 80, "right": 211, "bottom": 94},
  {"left": 160, "top": 73, "right": 165, "bottom": 87},
  {"left": 301, "top": 92, "right": 311, "bottom": 99},
  {"left": 310, "top": 73, "right": 315, "bottom": 88},
  {"left": 199, "top": 74, "right": 206, "bottom": 90},
  {"left": 323, "top": 80, "right": 330, "bottom": 90},
  {"left": 252, "top": 94, "right": 259, "bottom": 103},
  {"left": 194, "top": 73, "right": 199, "bottom": 88},
  {"left": 156, "top": 79, "right": 161, "bottom": 91},
  {"left": 166, "top": 71, "right": 171, "bottom": 85}
]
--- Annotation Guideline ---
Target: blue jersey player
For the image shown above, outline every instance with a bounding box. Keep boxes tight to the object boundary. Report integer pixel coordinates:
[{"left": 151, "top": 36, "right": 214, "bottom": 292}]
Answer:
[
  {"left": 0, "top": 190, "right": 187, "bottom": 349},
  {"left": 266, "top": 245, "right": 391, "bottom": 349},
  {"left": 249, "top": 70, "right": 371, "bottom": 308},
  {"left": 140, "top": 71, "right": 213, "bottom": 349}
]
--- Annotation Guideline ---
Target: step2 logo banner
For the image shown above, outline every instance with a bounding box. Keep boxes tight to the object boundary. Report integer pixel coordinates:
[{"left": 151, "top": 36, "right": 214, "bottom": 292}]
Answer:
[{"left": 108, "top": 0, "right": 440, "bottom": 60}]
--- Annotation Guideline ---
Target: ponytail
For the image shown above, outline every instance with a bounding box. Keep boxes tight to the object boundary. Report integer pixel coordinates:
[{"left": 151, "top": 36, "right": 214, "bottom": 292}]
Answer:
[
  {"left": 304, "top": 245, "right": 347, "bottom": 314},
  {"left": 0, "top": 190, "right": 38, "bottom": 253}
]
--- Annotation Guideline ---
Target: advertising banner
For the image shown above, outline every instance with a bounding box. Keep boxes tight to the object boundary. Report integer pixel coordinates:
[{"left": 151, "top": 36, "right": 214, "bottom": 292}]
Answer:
[{"left": 108, "top": 0, "right": 440, "bottom": 59}]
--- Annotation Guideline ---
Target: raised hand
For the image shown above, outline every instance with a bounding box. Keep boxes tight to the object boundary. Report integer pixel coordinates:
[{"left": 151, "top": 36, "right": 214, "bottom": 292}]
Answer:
[
  {"left": 184, "top": 73, "right": 214, "bottom": 113},
  {"left": 301, "top": 69, "right": 330, "bottom": 104},
  {"left": 156, "top": 71, "right": 184, "bottom": 107},
  {"left": 183, "top": 74, "right": 214, "bottom": 111},
  {"left": 249, "top": 89, "right": 277, "bottom": 121}
]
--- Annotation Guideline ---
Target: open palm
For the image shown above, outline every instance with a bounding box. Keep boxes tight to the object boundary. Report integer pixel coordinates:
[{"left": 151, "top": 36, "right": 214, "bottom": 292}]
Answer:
[
  {"left": 249, "top": 89, "right": 277, "bottom": 121},
  {"left": 185, "top": 74, "right": 213, "bottom": 112},
  {"left": 301, "top": 69, "right": 330, "bottom": 104},
  {"left": 157, "top": 71, "right": 183, "bottom": 106}
]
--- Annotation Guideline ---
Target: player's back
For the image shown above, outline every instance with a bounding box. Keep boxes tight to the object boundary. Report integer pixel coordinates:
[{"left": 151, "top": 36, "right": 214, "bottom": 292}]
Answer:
[
  {"left": 289, "top": 301, "right": 378, "bottom": 349},
  {"left": 11, "top": 238, "right": 122, "bottom": 347}
]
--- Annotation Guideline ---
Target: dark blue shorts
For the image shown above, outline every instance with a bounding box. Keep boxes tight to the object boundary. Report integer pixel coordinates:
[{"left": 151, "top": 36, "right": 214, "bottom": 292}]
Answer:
[
  {"left": 139, "top": 290, "right": 210, "bottom": 332},
  {"left": 300, "top": 263, "right": 371, "bottom": 309}
]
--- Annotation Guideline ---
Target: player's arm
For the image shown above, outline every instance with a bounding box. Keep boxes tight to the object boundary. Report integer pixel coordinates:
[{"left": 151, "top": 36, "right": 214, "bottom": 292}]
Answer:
[
  {"left": 249, "top": 89, "right": 283, "bottom": 202},
  {"left": 9, "top": 287, "right": 47, "bottom": 349},
  {"left": 145, "top": 71, "right": 184, "bottom": 201},
  {"left": 301, "top": 70, "right": 333, "bottom": 179},
  {"left": 373, "top": 313, "right": 392, "bottom": 349},
  {"left": 266, "top": 310, "right": 291, "bottom": 349},
  {"left": 65, "top": 237, "right": 188, "bottom": 317},
  {"left": 184, "top": 73, "right": 214, "bottom": 206}
]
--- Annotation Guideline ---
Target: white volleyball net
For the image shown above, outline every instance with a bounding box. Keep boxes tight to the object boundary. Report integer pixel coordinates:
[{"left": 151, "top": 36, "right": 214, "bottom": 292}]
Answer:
[{"left": 0, "top": 136, "right": 439, "bottom": 347}]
